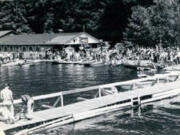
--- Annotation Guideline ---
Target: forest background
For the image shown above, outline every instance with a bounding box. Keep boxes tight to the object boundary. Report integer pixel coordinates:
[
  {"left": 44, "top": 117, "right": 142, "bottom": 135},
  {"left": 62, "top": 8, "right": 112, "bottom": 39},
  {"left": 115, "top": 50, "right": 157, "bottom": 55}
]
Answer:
[{"left": 0, "top": 0, "right": 179, "bottom": 47}]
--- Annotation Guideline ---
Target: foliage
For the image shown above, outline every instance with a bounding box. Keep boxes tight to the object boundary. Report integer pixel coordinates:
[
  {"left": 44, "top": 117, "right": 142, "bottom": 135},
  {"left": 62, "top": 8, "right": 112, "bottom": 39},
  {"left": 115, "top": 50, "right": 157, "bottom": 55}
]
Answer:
[
  {"left": 124, "top": 0, "right": 179, "bottom": 47},
  {"left": 0, "top": 0, "right": 110, "bottom": 34},
  {"left": 0, "top": 0, "right": 155, "bottom": 42},
  {"left": 0, "top": 0, "right": 31, "bottom": 33}
]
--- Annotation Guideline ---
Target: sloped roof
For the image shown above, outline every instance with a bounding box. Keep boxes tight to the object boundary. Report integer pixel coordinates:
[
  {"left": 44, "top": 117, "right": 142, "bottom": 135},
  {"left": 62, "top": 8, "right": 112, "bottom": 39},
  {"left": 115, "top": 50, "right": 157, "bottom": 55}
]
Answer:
[
  {"left": 0, "top": 32, "right": 99, "bottom": 45},
  {"left": 46, "top": 33, "right": 78, "bottom": 44},
  {"left": 0, "top": 30, "right": 12, "bottom": 38}
]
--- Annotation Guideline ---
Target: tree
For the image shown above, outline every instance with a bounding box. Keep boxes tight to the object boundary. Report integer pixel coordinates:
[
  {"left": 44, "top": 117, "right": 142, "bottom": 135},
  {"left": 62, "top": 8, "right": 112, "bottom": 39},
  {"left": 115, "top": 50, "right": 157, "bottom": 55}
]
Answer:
[
  {"left": 124, "top": 0, "right": 178, "bottom": 47},
  {"left": 150, "top": 0, "right": 177, "bottom": 46},
  {"left": 0, "top": 0, "right": 31, "bottom": 33},
  {"left": 0, "top": 0, "right": 155, "bottom": 42},
  {"left": 123, "top": 6, "right": 152, "bottom": 46}
]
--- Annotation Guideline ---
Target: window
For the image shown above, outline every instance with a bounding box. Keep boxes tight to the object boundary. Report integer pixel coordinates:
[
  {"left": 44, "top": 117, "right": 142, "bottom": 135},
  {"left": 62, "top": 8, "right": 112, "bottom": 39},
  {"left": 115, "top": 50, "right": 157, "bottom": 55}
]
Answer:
[
  {"left": 4, "top": 47, "right": 7, "bottom": 52},
  {"left": 14, "top": 46, "right": 18, "bottom": 52},
  {"left": 10, "top": 46, "right": 13, "bottom": 51},
  {"left": 36, "top": 47, "right": 40, "bottom": 52},
  {"left": 23, "top": 47, "right": 26, "bottom": 52},
  {"left": 29, "top": 46, "right": 33, "bottom": 51}
]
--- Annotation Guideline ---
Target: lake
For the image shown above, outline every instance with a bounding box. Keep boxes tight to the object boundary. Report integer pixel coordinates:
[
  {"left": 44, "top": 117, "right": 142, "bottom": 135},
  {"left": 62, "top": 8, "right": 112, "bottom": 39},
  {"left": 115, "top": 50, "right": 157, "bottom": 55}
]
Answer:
[{"left": 1, "top": 62, "right": 180, "bottom": 135}]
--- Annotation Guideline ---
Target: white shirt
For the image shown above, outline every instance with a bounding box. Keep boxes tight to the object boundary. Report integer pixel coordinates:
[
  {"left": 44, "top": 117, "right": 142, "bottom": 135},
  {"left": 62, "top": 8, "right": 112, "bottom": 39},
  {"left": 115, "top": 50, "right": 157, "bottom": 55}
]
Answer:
[{"left": 0, "top": 87, "right": 13, "bottom": 103}]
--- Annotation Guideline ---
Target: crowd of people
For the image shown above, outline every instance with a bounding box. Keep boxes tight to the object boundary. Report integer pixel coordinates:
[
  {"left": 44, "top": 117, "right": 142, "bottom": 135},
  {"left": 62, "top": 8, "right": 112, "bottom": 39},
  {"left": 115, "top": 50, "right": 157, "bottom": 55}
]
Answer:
[
  {"left": 1, "top": 43, "right": 180, "bottom": 135},
  {"left": 124, "top": 46, "right": 180, "bottom": 65},
  {"left": 0, "top": 43, "right": 180, "bottom": 67},
  {"left": 50, "top": 45, "right": 180, "bottom": 67}
]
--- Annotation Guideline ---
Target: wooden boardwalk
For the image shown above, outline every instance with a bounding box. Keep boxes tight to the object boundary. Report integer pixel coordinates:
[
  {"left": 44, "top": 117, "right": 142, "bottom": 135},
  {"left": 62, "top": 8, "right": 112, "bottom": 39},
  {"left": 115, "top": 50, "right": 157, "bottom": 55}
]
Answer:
[{"left": 1, "top": 74, "right": 180, "bottom": 132}]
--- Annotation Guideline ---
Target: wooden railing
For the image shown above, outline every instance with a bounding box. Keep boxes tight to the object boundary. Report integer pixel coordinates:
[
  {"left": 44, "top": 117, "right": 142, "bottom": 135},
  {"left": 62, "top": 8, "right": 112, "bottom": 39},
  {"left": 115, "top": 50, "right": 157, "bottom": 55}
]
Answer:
[{"left": 0, "top": 71, "right": 180, "bottom": 107}]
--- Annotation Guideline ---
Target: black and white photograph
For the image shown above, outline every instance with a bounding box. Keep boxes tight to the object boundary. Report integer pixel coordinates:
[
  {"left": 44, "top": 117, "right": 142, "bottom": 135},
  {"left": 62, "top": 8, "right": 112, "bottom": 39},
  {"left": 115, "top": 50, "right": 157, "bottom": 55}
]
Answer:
[{"left": 0, "top": 0, "right": 180, "bottom": 135}]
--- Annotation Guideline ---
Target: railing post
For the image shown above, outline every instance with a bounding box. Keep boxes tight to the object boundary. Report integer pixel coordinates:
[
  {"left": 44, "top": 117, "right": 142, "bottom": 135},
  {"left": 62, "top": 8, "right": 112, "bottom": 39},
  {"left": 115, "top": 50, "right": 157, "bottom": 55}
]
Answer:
[
  {"left": 138, "top": 96, "right": 141, "bottom": 105},
  {"left": 156, "top": 77, "right": 159, "bottom": 83},
  {"left": 166, "top": 76, "right": 169, "bottom": 83},
  {"left": 131, "top": 98, "right": 133, "bottom": 107},
  {"left": 99, "top": 88, "right": 102, "bottom": 97},
  {"left": 132, "top": 83, "right": 136, "bottom": 90},
  {"left": 60, "top": 92, "right": 64, "bottom": 107}
]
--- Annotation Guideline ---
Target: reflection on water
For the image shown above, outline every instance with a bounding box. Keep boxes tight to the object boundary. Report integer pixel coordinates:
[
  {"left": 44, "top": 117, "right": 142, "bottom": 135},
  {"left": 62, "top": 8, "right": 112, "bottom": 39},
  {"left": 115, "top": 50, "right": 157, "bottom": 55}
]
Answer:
[
  {"left": 1, "top": 63, "right": 180, "bottom": 135},
  {"left": 0, "top": 63, "right": 137, "bottom": 99},
  {"left": 34, "top": 96, "right": 180, "bottom": 135}
]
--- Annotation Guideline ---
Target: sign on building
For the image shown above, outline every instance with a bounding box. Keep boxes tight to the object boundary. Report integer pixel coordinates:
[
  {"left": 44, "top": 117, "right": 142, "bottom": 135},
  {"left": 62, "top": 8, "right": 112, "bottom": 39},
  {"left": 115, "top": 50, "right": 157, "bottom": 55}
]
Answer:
[{"left": 80, "top": 37, "right": 88, "bottom": 44}]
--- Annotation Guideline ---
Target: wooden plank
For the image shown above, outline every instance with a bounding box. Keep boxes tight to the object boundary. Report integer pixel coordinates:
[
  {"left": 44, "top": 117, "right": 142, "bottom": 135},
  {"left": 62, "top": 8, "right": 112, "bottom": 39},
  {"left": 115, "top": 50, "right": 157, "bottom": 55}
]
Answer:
[
  {"left": 1, "top": 72, "right": 179, "bottom": 106},
  {"left": 2, "top": 82, "right": 180, "bottom": 131},
  {"left": 1, "top": 72, "right": 180, "bottom": 131}
]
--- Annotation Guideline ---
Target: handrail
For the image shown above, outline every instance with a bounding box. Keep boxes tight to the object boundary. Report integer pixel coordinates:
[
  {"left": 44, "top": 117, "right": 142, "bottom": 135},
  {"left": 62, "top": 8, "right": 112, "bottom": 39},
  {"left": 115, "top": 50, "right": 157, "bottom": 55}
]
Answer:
[
  {"left": 62, "top": 72, "right": 179, "bottom": 95},
  {"left": 0, "top": 71, "right": 179, "bottom": 106}
]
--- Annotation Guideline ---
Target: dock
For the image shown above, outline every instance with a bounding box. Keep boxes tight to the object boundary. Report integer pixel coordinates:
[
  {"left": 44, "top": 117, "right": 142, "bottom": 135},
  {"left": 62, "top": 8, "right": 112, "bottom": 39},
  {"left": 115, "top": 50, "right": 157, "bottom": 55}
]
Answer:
[{"left": 1, "top": 71, "right": 180, "bottom": 134}]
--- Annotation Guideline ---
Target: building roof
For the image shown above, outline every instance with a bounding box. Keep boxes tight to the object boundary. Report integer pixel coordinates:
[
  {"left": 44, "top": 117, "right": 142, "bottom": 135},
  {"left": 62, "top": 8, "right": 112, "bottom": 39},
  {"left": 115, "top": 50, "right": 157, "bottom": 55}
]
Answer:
[
  {"left": 0, "top": 30, "right": 12, "bottom": 38},
  {"left": 0, "top": 32, "right": 99, "bottom": 45}
]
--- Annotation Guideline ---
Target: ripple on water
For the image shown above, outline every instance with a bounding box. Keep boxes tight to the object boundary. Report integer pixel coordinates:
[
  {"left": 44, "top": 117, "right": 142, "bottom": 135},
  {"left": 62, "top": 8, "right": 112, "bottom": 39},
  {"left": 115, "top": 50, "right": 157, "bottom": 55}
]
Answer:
[{"left": 2, "top": 63, "right": 180, "bottom": 135}]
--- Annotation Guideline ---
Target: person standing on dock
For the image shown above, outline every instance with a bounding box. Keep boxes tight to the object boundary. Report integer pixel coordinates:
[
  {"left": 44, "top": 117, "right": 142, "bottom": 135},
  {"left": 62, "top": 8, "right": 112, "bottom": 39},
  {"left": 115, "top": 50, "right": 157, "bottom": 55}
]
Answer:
[{"left": 0, "top": 83, "right": 14, "bottom": 123}]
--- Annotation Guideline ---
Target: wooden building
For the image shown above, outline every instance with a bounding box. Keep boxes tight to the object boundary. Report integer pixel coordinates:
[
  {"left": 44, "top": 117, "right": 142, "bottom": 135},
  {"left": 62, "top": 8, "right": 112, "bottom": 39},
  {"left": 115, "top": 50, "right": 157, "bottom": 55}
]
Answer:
[{"left": 0, "top": 32, "right": 100, "bottom": 59}]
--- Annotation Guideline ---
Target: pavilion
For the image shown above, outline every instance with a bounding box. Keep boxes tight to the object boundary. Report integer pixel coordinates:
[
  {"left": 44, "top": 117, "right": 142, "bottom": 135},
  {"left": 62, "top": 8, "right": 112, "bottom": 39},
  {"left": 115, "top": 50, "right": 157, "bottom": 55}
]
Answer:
[{"left": 0, "top": 31, "right": 100, "bottom": 59}]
